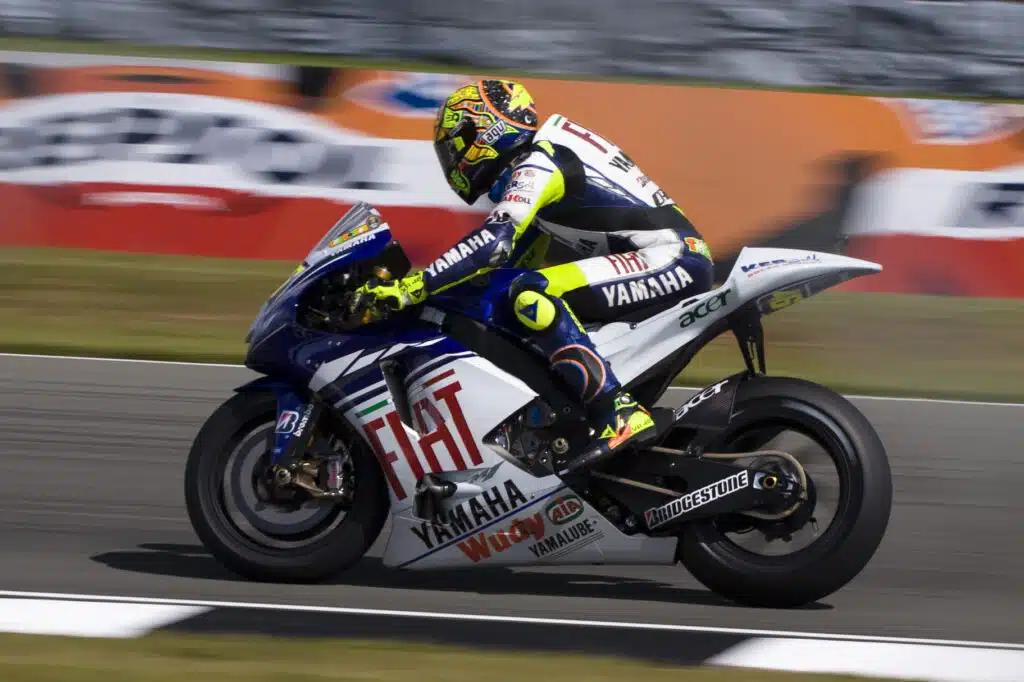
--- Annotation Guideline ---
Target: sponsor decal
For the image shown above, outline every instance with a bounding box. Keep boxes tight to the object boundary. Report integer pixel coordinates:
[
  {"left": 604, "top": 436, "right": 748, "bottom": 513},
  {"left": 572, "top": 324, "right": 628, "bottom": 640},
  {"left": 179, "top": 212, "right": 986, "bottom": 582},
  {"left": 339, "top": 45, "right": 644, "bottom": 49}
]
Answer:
[
  {"left": 328, "top": 222, "right": 372, "bottom": 248},
  {"left": 758, "top": 287, "right": 809, "bottom": 315},
  {"left": 411, "top": 480, "right": 531, "bottom": 550},
  {"left": 674, "top": 379, "right": 729, "bottom": 420},
  {"left": 291, "top": 402, "right": 316, "bottom": 441},
  {"left": 80, "top": 191, "right": 225, "bottom": 211},
  {"left": 465, "top": 462, "right": 504, "bottom": 485},
  {"left": 652, "top": 188, "right": 672, "bottom": 207},
  {"left": 527, "top": 516, "right": 604, "bottom": 559},
  {"left": 684, "top": 237, "right": 713, "bottom": 261},
  {"left": 505, "top": 178, "right": 535, "bottom": 192},
  {"left": 884, "top": 99, "right": 1023, "bottom": 145},
  {"left": 329, "top": 232, "right": 376, "bottom": 251},
  {"left": 504, "top": 193, "right": 531, "bottom": 204},
  {"left": 363, "top": 374, "right": 485, "bottom": 501},
  {"left": 511, "top": 169, "right": 536, "bottom": 179},
  {"left": 645, "top": 470, "right": 750, "bottom": 529},
  {"left": 424, "top": 228, "right": 498, "bottom": 277},
  {"left": 456, "top": 511, "right": 545, "bottom": 563},
  {"left": 609, "top": 150, "right": 636, "bottom": 173},
  {"left": 636, "top": 174, "right": 651, "bottom": 187},
  {"left": 740, "top": 254, "right": 820, "bottom": 278},
  {"left": 604, "top": 252, "right": 650, "bottom": 275},
  {"left": 0, "top": 92, "right": 392, "bottom": 193},
  {"left": 559, "top": 118, "right": 608, "bottom": 153},
  {"left": 601, "top": 265, "right": 695, "bottom": 307},
  {"left": 480, "top": 119, "right": 508, "bottom": 146},
  {"left": 275, "top": 410, "right": 301, "bottom": 434},
  {"left": 344, "top": 73, "right": 471, "bottom": 118},
  {"left": 678, "top": 288, "right": 731, "bottom": 328},
  {"left": 544, "top": 493, "right": 584, "bottom": 525},
  {"left": 954, "top": 182, "right": 1024, "bottom": 229}
]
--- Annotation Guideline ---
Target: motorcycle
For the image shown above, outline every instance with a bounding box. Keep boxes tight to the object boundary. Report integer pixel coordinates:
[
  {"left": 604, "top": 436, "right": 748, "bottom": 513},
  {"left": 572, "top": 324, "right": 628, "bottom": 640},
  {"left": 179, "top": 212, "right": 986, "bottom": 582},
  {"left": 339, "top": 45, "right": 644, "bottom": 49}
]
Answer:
[{"left": 185, "top": 201, "right": 893, "bottom": 608}]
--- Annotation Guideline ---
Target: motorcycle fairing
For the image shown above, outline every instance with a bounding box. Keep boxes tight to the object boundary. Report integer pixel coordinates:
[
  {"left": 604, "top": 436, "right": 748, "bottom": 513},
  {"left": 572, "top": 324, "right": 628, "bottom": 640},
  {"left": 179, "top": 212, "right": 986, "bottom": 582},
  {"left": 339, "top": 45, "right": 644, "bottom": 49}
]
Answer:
[{"left": 241, "top": 202, "right": 883, "bottom": 571}]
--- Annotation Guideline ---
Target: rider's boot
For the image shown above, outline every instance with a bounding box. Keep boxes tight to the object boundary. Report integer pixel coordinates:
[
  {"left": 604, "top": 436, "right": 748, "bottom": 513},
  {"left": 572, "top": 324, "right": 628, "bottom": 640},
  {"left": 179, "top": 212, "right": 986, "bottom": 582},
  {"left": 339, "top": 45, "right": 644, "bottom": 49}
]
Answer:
[
  {"left": 511, "top": 283, "right": 657, "bottom": 474},
  {"left": 565, "top": 388, "right": 658, "bottom": 474}
]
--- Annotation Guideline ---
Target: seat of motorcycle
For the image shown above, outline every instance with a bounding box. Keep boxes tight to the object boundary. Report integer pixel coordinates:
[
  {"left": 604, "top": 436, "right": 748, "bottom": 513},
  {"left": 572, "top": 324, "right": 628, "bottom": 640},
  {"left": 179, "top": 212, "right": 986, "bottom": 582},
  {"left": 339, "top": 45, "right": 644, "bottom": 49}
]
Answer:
[{"left": 576, "top": 298, "right": 678, "bottom": 331}]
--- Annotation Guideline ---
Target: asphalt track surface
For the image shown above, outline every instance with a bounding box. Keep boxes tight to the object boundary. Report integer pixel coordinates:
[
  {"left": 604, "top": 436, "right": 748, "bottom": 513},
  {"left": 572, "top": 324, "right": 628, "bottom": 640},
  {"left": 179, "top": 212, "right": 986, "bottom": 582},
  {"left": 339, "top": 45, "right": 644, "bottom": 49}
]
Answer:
[{"left": 1, "top": 353, "right": 1022, "bottom": 646}]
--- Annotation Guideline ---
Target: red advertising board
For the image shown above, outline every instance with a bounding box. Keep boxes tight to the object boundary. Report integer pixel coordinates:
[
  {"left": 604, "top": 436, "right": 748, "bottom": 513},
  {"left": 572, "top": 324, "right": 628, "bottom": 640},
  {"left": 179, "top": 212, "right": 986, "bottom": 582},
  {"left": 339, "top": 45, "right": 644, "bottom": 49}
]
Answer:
[{"left": 1, "top": 53, "right": 1022, "bottom": 296}]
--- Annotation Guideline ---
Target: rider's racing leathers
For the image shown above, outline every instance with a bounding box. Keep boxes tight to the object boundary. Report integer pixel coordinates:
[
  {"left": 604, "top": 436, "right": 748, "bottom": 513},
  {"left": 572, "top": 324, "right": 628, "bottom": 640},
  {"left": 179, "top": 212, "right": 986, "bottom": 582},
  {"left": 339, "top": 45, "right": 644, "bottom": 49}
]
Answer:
[{"left": 371, "top": 114, "right": 714, "bottom": 472}]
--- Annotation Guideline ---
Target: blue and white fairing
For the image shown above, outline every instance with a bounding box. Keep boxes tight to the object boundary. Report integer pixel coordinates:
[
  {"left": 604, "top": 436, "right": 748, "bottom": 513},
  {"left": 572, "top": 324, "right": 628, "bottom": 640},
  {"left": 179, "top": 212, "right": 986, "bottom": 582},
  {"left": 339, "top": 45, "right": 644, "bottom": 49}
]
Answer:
[
  {"left": 237, "top": 203, "right": 542, "bottom": 506},
  {"left": 245, "top": 201, "right": 395, "bottom": 376},
  {"left": 241, "top": 203, "right": 447, "bottom": 463},
  {"left": 230, "top": 199, "right": 886, "bottom": 572}
]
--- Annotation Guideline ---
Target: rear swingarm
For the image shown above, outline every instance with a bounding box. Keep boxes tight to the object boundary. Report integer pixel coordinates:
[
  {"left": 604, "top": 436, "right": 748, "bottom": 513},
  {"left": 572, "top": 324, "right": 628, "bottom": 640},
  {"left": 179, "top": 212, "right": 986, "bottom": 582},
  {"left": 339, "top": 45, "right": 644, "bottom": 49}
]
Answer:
[{"left": 589, "top": 447, "right": 806, "bottom": 534}]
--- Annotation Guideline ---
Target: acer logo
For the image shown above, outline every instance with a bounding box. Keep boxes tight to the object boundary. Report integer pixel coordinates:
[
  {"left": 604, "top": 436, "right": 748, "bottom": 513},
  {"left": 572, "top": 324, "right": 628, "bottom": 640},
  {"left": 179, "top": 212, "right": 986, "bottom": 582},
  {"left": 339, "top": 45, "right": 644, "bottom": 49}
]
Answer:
[
  {"left": 679, "top": 289, "right": 731, "bottom": 328},
  {"left": 674, "top": 379, "right": 729, "bottom": 420}
]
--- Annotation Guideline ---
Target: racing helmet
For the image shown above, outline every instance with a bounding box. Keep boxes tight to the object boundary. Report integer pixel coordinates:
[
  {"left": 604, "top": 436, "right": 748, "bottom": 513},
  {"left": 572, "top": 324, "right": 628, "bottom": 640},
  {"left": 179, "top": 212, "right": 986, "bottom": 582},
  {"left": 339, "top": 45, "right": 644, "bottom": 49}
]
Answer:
[{"left": 433, "top": 79, "right": 539, "bottom": 205}]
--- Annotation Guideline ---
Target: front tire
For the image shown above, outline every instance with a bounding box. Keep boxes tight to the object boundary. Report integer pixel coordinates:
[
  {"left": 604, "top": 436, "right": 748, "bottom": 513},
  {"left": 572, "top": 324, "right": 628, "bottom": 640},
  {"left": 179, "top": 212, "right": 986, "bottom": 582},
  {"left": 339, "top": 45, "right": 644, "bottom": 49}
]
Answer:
[
  {"left": 184, "top": 389, "right": 390, "bottom": 582},
  {"left": 677, "top": 376, "right": 892, "bottom": 608}
]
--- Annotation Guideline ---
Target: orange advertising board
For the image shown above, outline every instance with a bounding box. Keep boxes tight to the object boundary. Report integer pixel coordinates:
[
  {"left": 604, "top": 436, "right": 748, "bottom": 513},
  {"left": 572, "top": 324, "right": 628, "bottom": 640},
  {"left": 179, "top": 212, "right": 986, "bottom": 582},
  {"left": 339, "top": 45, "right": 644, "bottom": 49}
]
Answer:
[{"left": 1, "top": 53, "right": 1022, "bottom": 295}]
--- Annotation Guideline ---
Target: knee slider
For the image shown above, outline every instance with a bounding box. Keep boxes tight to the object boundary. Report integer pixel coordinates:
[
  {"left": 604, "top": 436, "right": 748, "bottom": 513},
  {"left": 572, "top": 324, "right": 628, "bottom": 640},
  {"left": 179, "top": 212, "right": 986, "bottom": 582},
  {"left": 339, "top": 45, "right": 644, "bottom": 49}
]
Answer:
[{"left": 513, "top": 289, "right": 559, "bottom": 331}]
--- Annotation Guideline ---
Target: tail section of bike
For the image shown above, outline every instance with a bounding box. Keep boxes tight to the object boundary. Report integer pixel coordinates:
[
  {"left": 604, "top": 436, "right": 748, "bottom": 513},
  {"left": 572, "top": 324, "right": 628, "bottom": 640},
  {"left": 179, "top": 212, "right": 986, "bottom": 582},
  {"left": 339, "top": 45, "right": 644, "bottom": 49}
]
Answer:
[{"left": 591, "top": 246, "right": 882, "bottom": 394}]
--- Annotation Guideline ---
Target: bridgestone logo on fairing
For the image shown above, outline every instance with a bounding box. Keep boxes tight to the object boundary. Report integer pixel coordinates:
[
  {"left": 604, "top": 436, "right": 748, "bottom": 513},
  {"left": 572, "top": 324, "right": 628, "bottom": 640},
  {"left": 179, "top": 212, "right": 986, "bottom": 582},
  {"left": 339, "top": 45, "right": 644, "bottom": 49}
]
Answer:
[{"left": 644, "top": 470, "right": 750, "bottom": 529}]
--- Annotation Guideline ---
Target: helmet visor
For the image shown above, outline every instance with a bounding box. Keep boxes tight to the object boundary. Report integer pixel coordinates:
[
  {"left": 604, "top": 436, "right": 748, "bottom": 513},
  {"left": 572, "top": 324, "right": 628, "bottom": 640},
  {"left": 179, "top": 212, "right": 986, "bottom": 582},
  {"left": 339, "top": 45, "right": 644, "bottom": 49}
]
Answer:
[{"left": 434, "top": 118, "right": 478, "bottom": 175}]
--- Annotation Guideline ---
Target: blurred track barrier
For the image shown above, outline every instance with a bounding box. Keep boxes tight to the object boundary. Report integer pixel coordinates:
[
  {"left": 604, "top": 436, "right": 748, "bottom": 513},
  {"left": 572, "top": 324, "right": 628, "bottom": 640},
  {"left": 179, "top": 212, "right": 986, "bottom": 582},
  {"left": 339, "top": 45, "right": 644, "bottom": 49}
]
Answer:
[
  {"left": 0, "top": 0, "right": 1021, "bottom": 99},
  {"left": 0, "top": 50, "right": 1022, "bottom": 296}
]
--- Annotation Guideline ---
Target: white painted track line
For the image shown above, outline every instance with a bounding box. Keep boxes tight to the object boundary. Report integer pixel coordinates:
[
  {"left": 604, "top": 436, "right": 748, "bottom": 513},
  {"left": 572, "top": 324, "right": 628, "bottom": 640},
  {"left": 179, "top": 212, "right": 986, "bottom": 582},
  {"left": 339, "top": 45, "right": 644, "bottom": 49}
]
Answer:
[
  {"left": 710, "top": 637, "right": 1024, "bottom": 682},
  {"left": 0, "top": 597, "right": 209, "bottom": 638},
  {"left": 1, "top": 590, "right": 1022, "bottom": 651}
]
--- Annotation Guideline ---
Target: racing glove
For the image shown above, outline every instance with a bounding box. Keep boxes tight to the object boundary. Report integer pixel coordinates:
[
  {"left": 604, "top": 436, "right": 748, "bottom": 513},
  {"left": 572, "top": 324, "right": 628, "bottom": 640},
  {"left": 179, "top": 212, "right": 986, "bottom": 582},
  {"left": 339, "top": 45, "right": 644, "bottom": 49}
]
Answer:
[{"left": 352, "top": 271, "right": 427, "bottom": 319}]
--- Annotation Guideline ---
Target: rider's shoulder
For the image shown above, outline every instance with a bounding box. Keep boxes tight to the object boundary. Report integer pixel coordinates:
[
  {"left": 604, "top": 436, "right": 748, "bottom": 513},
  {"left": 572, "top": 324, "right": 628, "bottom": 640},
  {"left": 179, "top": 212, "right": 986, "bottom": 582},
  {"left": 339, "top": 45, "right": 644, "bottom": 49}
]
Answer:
[
  {"left": 533, "top": 113, "right": 591, "bottom": 145},
  {"left": 533, "top": 114, "right": 614, "bottom": 160}
]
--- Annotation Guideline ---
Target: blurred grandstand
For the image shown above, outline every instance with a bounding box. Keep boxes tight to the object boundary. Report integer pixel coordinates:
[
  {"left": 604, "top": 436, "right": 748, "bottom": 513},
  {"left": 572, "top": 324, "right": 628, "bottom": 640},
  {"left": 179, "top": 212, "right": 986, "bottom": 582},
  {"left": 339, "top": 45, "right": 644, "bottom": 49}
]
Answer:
[{"left": 0, "top": 0, "right": 1021, "bottom": 99}]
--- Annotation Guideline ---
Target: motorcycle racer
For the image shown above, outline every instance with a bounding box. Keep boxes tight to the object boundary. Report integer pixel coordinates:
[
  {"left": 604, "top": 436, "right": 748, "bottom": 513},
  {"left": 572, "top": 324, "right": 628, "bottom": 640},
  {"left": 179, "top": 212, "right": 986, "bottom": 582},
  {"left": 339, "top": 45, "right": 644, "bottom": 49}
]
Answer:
[{"left": 355, "top": 79, "right": 714, "bottom": 474}]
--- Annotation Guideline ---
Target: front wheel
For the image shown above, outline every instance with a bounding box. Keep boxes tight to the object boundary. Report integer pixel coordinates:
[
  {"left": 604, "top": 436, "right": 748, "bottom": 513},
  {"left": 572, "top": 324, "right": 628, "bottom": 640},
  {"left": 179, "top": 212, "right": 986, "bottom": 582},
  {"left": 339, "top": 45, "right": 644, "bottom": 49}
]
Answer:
[
  {"left": 184, "top": 389, "right": 390, "bottom": 582},
  {"left": 677, "top": 376, "right": 892, "bottom": 608}
]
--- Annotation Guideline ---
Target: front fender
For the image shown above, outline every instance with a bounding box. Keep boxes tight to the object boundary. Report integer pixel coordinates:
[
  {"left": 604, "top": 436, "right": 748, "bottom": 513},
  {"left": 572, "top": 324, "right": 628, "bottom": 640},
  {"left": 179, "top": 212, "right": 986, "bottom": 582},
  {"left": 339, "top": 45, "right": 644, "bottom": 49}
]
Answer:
[
  {"left": 234, "top": 375, "right": 299, "bottom": 395},
  {"left": 234, "top": 375, "right": 311, "bottom": 464}
]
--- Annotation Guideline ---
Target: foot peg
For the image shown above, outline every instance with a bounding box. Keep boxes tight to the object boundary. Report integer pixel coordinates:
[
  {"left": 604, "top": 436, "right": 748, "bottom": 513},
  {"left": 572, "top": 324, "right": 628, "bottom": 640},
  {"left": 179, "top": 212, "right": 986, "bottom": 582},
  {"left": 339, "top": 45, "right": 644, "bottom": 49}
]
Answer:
[
  {"left": 560, "top": 411, "right": 665, "bottom": 476},
  {"left": 414, "top": 473, "right": 457, "bottom": 522}
]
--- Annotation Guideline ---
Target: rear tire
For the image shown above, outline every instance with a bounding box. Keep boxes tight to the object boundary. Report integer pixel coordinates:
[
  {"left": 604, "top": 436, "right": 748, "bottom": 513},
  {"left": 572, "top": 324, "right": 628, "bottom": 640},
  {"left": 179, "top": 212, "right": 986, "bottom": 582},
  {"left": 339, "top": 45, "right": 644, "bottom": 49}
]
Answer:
[
  {"left": 677, "top": 376, "right": 892, "bottom": 608},
  {"left": 185, "top": 390, "right": 390, "bottom": 582}
]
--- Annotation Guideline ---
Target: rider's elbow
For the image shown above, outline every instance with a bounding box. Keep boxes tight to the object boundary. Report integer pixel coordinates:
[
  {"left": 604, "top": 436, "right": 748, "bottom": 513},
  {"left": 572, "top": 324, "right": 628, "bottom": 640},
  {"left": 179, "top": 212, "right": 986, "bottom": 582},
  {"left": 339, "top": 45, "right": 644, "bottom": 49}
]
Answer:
[{"left": 487, "top": 238, "right": 513, "bottom": 268}]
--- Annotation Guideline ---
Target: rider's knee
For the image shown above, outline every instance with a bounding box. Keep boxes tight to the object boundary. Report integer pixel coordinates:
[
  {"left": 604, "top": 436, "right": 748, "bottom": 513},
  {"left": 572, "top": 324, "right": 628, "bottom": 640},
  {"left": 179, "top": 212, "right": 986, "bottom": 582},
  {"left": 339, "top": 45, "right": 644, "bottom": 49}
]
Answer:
[{"left": 512, "top": 288, "right": 559, "bottom": 331}]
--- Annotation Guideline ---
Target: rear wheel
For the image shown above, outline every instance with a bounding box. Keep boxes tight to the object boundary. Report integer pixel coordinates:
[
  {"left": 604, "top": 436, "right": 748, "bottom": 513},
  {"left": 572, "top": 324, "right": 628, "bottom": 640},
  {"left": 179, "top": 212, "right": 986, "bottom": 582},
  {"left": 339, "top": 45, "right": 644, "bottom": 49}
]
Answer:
[
  {"left": 184, "top": 390, "right": 389, "bottom": 582},
  {"left": 677, "top": 376, "right": 892, "bottom": 608}
]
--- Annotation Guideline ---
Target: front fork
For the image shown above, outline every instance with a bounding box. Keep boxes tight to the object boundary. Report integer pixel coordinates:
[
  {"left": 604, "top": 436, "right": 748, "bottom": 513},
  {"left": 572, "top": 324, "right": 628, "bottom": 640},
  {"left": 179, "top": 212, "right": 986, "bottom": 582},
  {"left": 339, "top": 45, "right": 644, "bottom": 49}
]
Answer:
[
  {"left": 236, "top": 379, "right": 345, "bottom": 502},
  {"left": 270, "top": 391, "right": 321, "bottom": 469}
]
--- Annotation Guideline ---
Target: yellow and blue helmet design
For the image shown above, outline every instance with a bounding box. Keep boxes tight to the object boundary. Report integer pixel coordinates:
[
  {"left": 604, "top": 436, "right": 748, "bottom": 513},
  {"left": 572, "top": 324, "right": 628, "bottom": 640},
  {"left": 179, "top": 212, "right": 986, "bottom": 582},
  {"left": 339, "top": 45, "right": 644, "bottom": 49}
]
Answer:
[{"left": 433, "top": 79, "right": 539, "bottom": 204}]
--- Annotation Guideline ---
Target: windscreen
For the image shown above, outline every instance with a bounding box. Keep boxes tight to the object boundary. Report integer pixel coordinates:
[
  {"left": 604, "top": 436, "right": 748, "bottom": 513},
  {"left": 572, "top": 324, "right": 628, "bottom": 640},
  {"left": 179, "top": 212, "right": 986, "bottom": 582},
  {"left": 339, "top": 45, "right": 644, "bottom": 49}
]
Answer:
[
  {"left": 260, "top": 201, "right": 388, "bottom": 308},
  {"left": 304, "top": 201, "right": 385, "bottom": 270}
]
